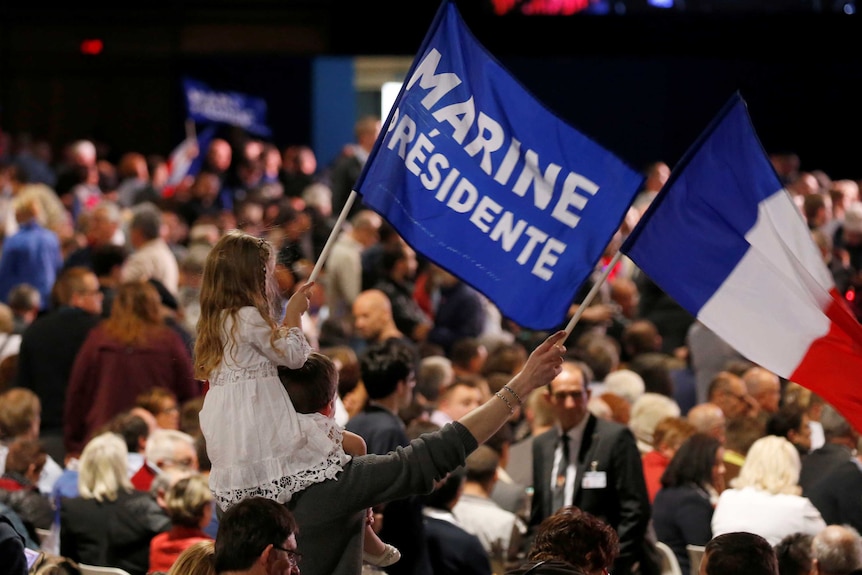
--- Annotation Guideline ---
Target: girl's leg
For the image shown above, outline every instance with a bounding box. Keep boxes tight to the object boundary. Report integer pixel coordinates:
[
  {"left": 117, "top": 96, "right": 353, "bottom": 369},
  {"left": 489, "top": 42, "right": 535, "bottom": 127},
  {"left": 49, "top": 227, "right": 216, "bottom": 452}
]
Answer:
[{"left": 361, "top": 508, "right": 400, "bottom": 567}]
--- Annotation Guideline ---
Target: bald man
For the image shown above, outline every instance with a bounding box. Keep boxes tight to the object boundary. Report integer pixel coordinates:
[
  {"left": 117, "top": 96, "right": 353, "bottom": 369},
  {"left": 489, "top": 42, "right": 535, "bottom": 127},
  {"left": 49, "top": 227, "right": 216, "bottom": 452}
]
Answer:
[
  {"left": 811, "top": 525, "right": 862, "bottom": 575},
  {"left": 743, "top": 367, "right": 781, "bottom": 421},
  {"left": 707, "top": 371, "right": 757, "bottom": 421},
  {"left": 687, "top": 403, "right": 727, "bottom": 445},
  {"left": 352, "top": 289, "right": 406, "bottom": 344}
]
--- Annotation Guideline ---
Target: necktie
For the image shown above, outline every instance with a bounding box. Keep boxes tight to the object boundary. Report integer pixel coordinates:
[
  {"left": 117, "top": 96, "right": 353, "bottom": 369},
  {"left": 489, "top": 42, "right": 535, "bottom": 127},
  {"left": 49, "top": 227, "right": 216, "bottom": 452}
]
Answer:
[{"left": 553, "top": 434, "right": 569, "bottom": 512}]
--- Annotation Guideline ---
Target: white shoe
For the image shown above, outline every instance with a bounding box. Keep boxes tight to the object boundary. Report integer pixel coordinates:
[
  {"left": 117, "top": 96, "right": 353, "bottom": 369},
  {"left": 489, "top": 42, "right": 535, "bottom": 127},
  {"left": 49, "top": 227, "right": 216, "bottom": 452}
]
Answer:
[{"left": 363, "top": 544, "right": 401, "bottom": 567}]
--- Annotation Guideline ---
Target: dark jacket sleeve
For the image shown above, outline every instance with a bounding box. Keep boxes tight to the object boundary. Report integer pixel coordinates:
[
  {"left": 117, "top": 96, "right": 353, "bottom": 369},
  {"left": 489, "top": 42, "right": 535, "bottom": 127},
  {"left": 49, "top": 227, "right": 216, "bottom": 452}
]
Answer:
[
  {"left": 58, "top": 498, "right": 80, "bottom": 562},
  {"left": 608, "top": 427, "right": 651, "bottom": 575},
  {"left": 107, "top": 492, "right": 171, "bottom": 575},
  {"left": 673, "top": 490, "right": 714, "bottom": 545},
  {"left": 0, "top": 516, "right": 29, "bottom": 575},
  {"left": 343, "top": 422, "right": 478, "bottom": 511}
]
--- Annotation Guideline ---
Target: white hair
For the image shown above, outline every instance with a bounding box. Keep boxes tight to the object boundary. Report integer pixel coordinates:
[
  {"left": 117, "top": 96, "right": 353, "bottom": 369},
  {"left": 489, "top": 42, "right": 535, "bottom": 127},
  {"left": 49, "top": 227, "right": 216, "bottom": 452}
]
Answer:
[
  {"left": 145, "top": 428, "right": 196, "bottom": 466},
  {"left": 628, "top": 393, "right": 681, "bottom": 448},
  {"left": 302, "top": 183, "right": 333, "bottom": 217},
  {"left": 588, "top": 396, "right": 613, "bottom": 421},
  {"left": 604, "top": 369, "right": 645, "bottom": 405},
  {"left": 70, "top": 139, "right": 97, "bottom": 165}
]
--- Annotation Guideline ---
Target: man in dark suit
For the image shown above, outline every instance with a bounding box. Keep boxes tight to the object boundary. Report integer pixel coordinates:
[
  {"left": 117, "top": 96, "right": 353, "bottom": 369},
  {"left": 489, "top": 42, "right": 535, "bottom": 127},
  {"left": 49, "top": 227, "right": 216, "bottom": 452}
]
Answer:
[
  {"left": 799, "top": 403, "right": 859, "bottom": 494},
  {"left": 15, "top": 267, "right": 103, "bottom": 463},
  {"left": 530, "top": 360, "right": 654, "bottom": 575},
  {"left": 806, "top": 454, "right": 862, "bottom": 534}
]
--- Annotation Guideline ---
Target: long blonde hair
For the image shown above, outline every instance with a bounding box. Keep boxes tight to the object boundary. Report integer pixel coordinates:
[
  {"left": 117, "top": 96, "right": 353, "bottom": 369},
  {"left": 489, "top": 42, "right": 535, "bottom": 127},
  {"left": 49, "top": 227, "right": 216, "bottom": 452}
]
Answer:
[
  {"left": 103, "top": 281, "right": 164, "bottom": 346},
  {"left": 194, "top": 230, "right": 282, "bottom": 379}
]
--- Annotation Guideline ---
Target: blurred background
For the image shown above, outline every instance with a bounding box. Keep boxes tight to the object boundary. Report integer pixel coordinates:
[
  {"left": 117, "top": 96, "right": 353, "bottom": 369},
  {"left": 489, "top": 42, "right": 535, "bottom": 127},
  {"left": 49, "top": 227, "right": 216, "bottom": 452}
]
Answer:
[{"left": 1, "top": 0, "right": 859, "bottom": 177}]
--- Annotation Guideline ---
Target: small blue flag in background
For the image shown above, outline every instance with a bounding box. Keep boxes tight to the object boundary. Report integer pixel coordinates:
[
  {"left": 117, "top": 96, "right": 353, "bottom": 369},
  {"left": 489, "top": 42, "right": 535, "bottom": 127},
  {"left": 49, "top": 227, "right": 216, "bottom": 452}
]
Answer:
[{"left": 182, "top": 77, "right": 271, "bottom": 138}]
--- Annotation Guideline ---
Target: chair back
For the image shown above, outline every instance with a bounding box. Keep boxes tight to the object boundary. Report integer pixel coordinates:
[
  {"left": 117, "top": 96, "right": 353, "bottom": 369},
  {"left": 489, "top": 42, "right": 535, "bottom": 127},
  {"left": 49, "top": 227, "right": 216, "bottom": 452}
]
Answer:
[
  {"left": 655, "top": 540, "right": 683, "bottom": 575},
  {"left": 686, "top": 544, "right": 706, "bottom": 575}
]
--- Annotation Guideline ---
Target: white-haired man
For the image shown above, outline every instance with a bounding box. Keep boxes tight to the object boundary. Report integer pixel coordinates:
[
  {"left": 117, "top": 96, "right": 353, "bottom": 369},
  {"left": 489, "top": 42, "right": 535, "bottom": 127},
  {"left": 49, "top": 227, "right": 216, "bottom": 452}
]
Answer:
[{"left": 131, "top": 428, "right": 198, "bottom": 491}]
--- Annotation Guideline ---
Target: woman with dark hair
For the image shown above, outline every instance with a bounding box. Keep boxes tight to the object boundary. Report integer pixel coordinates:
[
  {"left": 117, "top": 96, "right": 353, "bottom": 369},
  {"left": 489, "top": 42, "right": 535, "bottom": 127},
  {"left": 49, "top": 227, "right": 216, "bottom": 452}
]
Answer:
[{"left": 652, "top": 433, "right": 725, "bottom": 574}]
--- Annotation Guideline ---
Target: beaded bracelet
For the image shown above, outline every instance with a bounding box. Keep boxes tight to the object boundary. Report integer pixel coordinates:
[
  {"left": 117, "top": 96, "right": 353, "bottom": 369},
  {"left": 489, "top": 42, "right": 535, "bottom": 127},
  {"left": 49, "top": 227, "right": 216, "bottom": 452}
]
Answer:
[
  {"left": 502, "top": 385, "right": 523, "bottom": 405},
  {"left": 494, "top": 391, "right": 515, "bottom": 415}
]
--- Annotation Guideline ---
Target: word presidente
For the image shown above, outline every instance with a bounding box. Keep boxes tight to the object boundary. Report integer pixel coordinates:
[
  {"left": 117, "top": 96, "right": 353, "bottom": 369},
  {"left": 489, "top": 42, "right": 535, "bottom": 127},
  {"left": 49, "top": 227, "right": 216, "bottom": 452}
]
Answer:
[{"left": 381, "top": 48, "right": 606, "bottom": 281}]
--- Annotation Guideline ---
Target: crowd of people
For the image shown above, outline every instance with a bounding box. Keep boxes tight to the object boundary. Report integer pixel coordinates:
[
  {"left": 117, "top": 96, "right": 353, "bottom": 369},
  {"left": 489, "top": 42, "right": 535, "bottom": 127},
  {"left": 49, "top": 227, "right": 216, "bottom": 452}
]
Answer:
[{"left": 1, "top": 122, "right": 862, "bottom": 575}]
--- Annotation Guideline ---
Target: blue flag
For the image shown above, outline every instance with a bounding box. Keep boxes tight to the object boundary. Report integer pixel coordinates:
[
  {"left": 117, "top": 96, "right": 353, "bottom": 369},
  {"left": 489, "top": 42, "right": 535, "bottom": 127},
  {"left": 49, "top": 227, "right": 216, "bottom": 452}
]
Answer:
[
  {"left": 182, "top": 77, "right": 271, "bottom": 137},
  {"left": 355, "top": 0, "right": 643, "bottom": 331}
]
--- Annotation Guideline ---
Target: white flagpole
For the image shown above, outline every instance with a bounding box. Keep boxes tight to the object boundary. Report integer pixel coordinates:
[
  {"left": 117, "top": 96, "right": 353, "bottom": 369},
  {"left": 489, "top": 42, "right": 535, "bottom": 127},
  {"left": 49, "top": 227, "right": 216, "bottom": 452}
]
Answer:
[
  {"left": 308, "top": 190, "right": 358, "bottom": 284},
  {"left": 184, "top": 118, "right": 196, "bottom": 142},
  {"left": 564, "top": 251, "right": 622, "bottom": 337}
]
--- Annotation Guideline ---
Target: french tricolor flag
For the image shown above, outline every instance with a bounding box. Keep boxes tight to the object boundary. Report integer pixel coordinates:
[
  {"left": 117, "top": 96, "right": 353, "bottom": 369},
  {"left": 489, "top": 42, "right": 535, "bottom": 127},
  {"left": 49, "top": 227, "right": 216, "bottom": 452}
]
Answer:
[{"left": 622, "top": 92, "right": 862, "bottom": 432}]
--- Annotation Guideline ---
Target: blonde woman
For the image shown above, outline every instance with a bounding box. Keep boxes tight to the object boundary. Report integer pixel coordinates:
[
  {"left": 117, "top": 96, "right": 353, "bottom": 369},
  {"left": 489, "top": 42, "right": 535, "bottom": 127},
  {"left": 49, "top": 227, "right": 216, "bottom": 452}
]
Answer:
[
  {"left": 167, "top": 539, "right": 215, "bottom": 575},
  {"left": 149, "top": 474, "right": 213, "bottom": 573},
  {"left": 711, "top": 434, "right": 826, "bottom": 545},
  {"left": 59, "top": 432, "right": 170, "bottom": 575}
]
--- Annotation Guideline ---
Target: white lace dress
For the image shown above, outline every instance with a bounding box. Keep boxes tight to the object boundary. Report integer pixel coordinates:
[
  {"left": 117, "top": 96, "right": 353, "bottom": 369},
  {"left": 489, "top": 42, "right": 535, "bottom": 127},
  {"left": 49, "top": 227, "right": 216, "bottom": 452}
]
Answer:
[{"left": 199, "top": 307, "right": 350, "bottom": 511}]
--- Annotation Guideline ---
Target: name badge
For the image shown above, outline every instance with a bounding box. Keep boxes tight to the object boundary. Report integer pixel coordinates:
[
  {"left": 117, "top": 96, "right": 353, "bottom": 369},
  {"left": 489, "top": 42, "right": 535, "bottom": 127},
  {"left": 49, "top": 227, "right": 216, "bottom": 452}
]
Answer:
[{"left": 582, "top": 471, "right": 607, "bottom": 489}]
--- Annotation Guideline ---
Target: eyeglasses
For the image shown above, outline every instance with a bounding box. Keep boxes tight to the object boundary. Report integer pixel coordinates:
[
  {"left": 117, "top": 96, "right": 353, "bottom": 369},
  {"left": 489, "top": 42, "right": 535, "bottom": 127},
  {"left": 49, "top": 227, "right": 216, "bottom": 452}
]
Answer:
[
  {"left": 552, "top": 391, "right": 586, "bottom": 402},
  {"left": 273, "top": 545, "right": 302, "bottom": 567},
  {"left": 164, "top": 457, "right": 195, "bottom": 468}
]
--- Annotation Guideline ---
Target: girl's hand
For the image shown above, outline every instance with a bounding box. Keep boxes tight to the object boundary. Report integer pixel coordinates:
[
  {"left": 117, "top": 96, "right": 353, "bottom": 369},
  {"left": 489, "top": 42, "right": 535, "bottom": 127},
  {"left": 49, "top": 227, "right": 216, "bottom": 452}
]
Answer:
[{"left": 283, "top": 281, "right": 315, "bottom": 327}]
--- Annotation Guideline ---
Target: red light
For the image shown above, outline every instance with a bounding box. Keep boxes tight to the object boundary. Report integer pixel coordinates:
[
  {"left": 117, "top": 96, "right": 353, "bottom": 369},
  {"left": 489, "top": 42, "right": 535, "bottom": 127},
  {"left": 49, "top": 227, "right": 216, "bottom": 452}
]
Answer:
[
  {"left": 80, "top": 39, "right": 103, "bottom": 56},
  {"left": 846, "top": 289, "right": 855, "bottom": 302}
]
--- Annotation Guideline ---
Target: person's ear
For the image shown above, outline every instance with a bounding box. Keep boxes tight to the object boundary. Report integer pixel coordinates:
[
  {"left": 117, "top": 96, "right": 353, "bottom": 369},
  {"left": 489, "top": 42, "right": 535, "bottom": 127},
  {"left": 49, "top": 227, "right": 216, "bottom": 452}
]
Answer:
[
  {"left": 260, "top": 544, "right": 276, "bottom": 569},
  {"left": 320, "top": 397, "right": 335, "bottom": 417},
  {"left": 155, "top": 488, "right": 169, "bottom": 509}
]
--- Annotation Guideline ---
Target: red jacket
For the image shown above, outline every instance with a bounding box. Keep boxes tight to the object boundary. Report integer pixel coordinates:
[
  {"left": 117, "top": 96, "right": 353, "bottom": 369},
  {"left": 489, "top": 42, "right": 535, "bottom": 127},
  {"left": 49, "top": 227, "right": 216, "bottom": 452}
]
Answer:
[
  {"left": 0, "top": 477, "right": 27, "bottom": 491},
  {"left": 148, "top": 526, "right": 211, "bottom": 573},
  {"left": 642, "top": 449, "right": 671, "bottom": 504}
]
